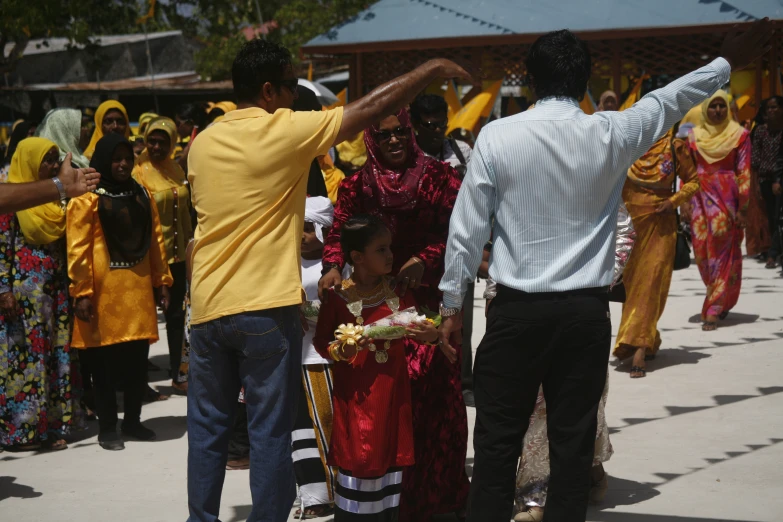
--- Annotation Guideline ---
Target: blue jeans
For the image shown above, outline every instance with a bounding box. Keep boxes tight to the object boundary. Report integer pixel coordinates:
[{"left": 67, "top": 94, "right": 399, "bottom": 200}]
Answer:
[{"left": 186, "top": 306, "right": 302, "bottom": 522}]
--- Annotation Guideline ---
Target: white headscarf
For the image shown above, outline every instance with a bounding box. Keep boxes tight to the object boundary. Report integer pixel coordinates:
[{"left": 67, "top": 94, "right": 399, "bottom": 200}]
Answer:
[{"left": 304, "top": 196, "right": 334, "bottom": 244}]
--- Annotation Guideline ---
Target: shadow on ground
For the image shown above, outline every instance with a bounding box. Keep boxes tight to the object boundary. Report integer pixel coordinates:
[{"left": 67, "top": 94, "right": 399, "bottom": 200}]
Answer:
[
  {"left": 140, "top": 415, "right": 188, "bottom": 442},
  {"left": 687, "top": 312, "right": 759, "bottom": 326},
  {"left": 0, "top": 476, "right": 43, "bottom": 501},
  {"left": 612, "top": 349, "right": 710, "bottom": 375},
  {"left": 594, "top": 476, "right": 661, "bottom": 510}
]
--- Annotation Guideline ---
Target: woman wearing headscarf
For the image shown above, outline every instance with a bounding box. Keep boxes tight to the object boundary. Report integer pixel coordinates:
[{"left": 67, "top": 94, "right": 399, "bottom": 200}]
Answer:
[
  {"left": 67, "top": 134, "right": 173, "bottom": 451},
  {"left": 614, "top": 126, "right": 700, "bottom": 377},
  {"left": 0, "top": 137, "right": 73, "bottom": 451},
  {"left": 689, "top": 90, "right": 751, "bottom": 331},
  {"left": 751, "top": 96, "right": 783, "bottom": 268},
  {"left": 35, "top": 108, "right": 90, "bottom": 169},
  {"left": 597, "top": 90, "right": 619, "bottom": 112},
  {"left": 319, "top": 109, "right": 469, "bottom": 521},
  {"left": 83, "top": 100, "right": 131, "bottom": 159},
  {"left": 1, "top": 121, "right": 35, "bottom": 182},
  {"left": 132, "top": 117, "right": 193, "bottom": 392}
]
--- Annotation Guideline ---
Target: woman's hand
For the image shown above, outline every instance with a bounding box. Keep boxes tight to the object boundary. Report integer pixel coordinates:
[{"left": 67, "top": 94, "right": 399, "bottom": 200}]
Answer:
[
  {"left": 155, "top": 286, "right": 171, "bottom": 312},
  {"left": 74, "top": 297, "right": 94, "bottom": 323},
  {"left": 0, "top": 292, "right": 18, "bottom": 321},
  {"left": 338, "top": 336, "right": 368, "bottom": 360},
  {"left": 318, "top": 268, "right": 343, "bottom": 301},
  {"left": 654, "top": 200, "right": 675, "bottom": 215},
  {"left": 406, "top": 321, "right": 439, "bottom": 344},
  {"left": 396, "top": 257, "right": 425, "bottom": 296},
  {"left": 773, "top": 182, "right": 782, "bottom": 196},
  {"left": 485, "top": 298, "right": 493, "bottom": 318}
]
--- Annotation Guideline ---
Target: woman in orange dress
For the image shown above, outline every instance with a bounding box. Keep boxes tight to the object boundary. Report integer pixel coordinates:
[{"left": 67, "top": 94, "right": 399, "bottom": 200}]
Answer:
[{"left": 67, "top": 134, "right": 172, "bottom": 451}]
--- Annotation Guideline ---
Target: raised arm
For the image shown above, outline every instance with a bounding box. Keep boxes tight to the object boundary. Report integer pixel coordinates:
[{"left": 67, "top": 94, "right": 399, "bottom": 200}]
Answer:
[
  {"left": 618, "top": 19, "right": 774, "bottom": 163},
  {"left": 336, "top": 59, "right": 471, "bottom": 145}
]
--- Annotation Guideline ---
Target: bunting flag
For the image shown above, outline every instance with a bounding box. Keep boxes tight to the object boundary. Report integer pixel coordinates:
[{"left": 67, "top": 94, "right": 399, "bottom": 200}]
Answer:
[
  {"left": 619, "top": 75, "right": 650, "bottom": 111},
  {"left": 137, "top": 0, "right": 157, "bottom": 24},
  {"left": 447, "top": 79, "right": 502, "bottom": 135},
  {"left": 326, "top": 88, "right": 347, "bottom": 109},
  {"left": 307, "top": 62, "right": 313, "bottom": 82},
  {"left": 580, "top": 89, "right": 596, "bottom": 115},
  {"left": 444, "top": 80, "right": 462, "bottom": 120}
]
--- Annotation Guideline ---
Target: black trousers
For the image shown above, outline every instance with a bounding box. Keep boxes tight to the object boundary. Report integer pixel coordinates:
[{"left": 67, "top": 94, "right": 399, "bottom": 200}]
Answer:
[
  {"left": 79, "top": 340, "right": 149, "bottom": 433},
  {"left": 166, "top": 261, "right": 187, "bottom": 380},
  {"left": 461, "top": 281, "right": 475, "bottom": 390},
  {"left": 760, "top": 179, "right": 782, "bottom": 260},
  {"left": 467, "top": 285, "right": 611, "bottom": 522},
  {"left": 228, "top": 402, "right": 250, "bottom": 460}
]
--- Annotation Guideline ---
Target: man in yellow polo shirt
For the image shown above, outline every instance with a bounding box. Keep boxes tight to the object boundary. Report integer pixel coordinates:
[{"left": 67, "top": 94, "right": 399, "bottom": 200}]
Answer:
[{"left": 185, "top": 38, "right": 470, "bottom": 522}]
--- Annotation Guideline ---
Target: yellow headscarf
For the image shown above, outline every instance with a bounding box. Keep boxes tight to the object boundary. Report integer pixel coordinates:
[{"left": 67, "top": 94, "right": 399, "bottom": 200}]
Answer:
[
  {"left": 133, "top": 117, "right": 187, "bottom": 194},
  {"left": 84, "top": 100, "right": 131, "bottom": 159},
  {"left": 137, "top": 112, "right": 159, "bottom": 136},
  {"left": 8, "top": 137, "right": 66, "bottom": 245},
  {"left": 214, "top": 101, "right": 237, "bottom": 113},
  {"left": 693, "top": 90, "right": 745, "bottom": 164},
  {"left": 335, "top": 131, "right": 367, "bottom": 168},
  {"left": 681, "top": 105, "right": 704, "bottom": 127}
]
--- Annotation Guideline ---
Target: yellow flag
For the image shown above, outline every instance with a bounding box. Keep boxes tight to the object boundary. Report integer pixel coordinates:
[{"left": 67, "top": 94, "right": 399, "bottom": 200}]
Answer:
[
  {"left": 444, "top": 80, "right": 462, "bottom": 120},
  {"left": 447, "top": 80, "right": 502, "bottom": 135},
  {"left": 579, "top": 91, "right": 595, "bottom": 115},
  {"left": 137, "top": 0, "right": 157, "bottom": 24},
  {"left": 307, "top": 62, "right": 313, "bottom": 82},
  {"left": 326, "top": 88, "right": 347, "bottom": 110},
  {"left": 619, "top": 75, "right": 650, "bottom": 111}
]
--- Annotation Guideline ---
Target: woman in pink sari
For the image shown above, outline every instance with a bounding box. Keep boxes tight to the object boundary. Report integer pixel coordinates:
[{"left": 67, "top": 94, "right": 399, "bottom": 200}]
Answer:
[{"left": 688, "top": 90, "right": 751, "bottom": 331}]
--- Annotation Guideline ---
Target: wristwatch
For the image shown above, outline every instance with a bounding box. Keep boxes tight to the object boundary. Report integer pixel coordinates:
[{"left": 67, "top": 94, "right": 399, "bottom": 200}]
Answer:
[
  {"left": 52, "top": 176, "right": 68, "bottom": 210},
  {"left": 439, "top": 302, "right": 461, "bottom": 317}
]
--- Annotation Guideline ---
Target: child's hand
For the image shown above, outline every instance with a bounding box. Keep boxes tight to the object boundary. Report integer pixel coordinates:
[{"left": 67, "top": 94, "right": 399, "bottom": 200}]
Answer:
[{"left": 406, "top": 321, "right": 439, "bottom": 344}]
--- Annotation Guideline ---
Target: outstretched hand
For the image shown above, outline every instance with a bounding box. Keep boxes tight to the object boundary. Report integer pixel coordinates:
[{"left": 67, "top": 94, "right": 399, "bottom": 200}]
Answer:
[
  {"left": 721, "top": 18, "right": 775, "bottom": 71},
  {"left": 318, "top": 268, "right": 343, "bottom": 302},
  {"left": 59, "top": 153, "right": 100, "bottom": 197}
]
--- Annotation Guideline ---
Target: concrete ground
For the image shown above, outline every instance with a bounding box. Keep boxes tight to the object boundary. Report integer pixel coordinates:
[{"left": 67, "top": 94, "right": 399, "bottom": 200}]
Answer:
[{"left": 1, "top": 258, "right": 782, "bottom": 522}]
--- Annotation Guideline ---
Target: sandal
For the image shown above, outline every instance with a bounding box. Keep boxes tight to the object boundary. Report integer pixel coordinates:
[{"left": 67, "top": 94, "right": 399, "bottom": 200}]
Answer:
[
  {"left": 293, "top": 504, "right": 335, "bottom": 519},
  {"left": 765, "top": 259, "right": 778, "bottom": 269},
  {"left": 702, "top": 321, "right": 717, "bottom": 331},
  {"left": 630, "top": 366, "right": 646, "bottom": 378},
  {"left": 143, "top": 385, "right": 170, "bottom": 403},
  {"left": 43, "top": 438, "right": 68, "bottom": 451}
]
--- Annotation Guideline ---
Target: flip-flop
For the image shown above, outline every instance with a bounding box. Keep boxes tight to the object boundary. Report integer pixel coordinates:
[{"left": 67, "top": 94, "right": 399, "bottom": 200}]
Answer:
[{"left": 630, "top": 366, "right": 647, "bottom": 378}]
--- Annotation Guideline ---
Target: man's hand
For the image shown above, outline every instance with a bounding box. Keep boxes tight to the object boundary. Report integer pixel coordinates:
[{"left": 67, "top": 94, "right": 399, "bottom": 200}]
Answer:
[
  {"left": 155, "top": 286, "right": 171, "bottom": 312},
  {"left": 318, "top": 268, "right": 343, "bottom": 301},
  {"left": 654, "top": 199, "right": 675, "bottom": 215},
  {"left": 59, "top": 153, "right": 100, "bottom": 198},
  {"left": 773, "top": 182, "right": 782, "bottom": 196},
  {"left": 0, "top": 291, "right": 18, "bottom": 321},
  {"left": 395, "top": 257, "right": 425, "bottom": 297},
  {"left": 721, "top": 18, "right": 775, "bottom": 71},
  {"left": 74, "top": 297, "right": 94, "bottom": 323},
  {"left": 430, "top": 58, "right": 473, "bottom": 83},
  {"left": 438, "top": 315, "right": 462, "bottom": 364}
]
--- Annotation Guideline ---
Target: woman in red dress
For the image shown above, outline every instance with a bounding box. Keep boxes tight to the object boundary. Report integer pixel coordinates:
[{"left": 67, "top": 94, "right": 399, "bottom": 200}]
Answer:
[
  {"left": 319, "top": 109, "right": 470, "bottom": 521},
  {"left": 314, "top": 215, "right": 439, "bottom": 521}
]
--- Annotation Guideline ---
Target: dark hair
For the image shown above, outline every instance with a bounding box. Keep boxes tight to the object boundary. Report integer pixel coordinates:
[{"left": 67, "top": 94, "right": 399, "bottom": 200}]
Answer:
[
  {"left": 206, "top": 107, "right": 225, "bottom": 125},
  {"left": 232, "top": 39, "right": 293, "bottom": 104},
  {"left": 525, "top": 30, "right": 591, "bottom": 101},
  {"left": 755, "top": 95, "right": 783, "bottom": 125},
  {"left": 410, "top": 94, "right": 448, "bottom": 121},
  {"left": 340, "top": 215, "right": 389, "bottom": 265},
  {"left": 176, "top": 103, "right": 207, "bottom": 129}
]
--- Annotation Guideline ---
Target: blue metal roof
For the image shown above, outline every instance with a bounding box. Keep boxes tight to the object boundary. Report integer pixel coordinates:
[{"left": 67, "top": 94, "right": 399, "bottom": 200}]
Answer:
[{"left": 304, "top": 0, "right": 783, "bottom": 48}]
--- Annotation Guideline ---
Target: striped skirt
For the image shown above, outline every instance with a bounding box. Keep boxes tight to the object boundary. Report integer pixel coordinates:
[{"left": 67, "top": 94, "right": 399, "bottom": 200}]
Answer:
[
  {"left": 293, "top": 364, "right": 337, "bottom": 509},
  {"left": 335, "top": 468, "right": 403, "bottom": 521}
]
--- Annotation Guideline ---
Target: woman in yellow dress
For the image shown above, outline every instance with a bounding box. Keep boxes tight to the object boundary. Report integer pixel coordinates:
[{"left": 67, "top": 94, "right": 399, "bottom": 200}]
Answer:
[
  {"left": 83, "top": 100, "right": 131, "bottom": 159},
  {"left": 614, "top": 127, "right": 699, "bottom": 377},
  {"left": 133, "top": 117, "right": 193, "bottom": 392},
  {"left": 67, "top": 134, "right": 172, "bottom": 451}
]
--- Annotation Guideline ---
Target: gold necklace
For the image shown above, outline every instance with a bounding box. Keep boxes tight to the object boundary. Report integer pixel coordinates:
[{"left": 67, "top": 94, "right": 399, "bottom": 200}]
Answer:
[{"left": 342, "top": 278, "right": 399, "bottom": 363}]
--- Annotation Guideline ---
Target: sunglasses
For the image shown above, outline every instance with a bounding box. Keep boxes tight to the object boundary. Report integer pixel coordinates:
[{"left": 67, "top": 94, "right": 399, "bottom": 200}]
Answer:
[
  {"left": 419, "top": 119, "right": 448, "bottom": 131},
  {"left": 278, "top": 78, "right": 299, "bottom": 94},
  {"left": 374, "top": 126, "right": 410, "bottom": 143}
]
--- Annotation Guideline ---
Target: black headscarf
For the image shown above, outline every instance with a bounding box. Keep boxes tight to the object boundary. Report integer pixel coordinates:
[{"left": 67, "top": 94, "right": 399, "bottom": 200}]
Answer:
[
  {"left": 90, "top": 134, "right": 152, "bottom": 269},
  {"left": 4, "top": 121, "right": 34, "bottom": 165},
  {"left": 293, "top": 86, "right": 329, "bottom": 199}
]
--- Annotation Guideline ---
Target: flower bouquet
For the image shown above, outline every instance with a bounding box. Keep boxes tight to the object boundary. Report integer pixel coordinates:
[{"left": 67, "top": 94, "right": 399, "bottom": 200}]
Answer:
[{"left": 363, "top": 307, "right": 431, "bottom": 340}]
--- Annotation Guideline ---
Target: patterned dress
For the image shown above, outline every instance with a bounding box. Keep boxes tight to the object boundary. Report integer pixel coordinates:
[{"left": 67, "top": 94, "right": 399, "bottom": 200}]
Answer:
[
  {"left": 688, "top": 131, "right": 751, "bottom": 320},
  {"left": 0, "top": 214, "right": 72, "bottom": 446}
]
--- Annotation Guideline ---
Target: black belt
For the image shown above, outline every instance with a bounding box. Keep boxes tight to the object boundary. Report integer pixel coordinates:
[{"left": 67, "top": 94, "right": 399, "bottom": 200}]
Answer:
[{"left": 496, "top": 284, "right": 611, "bottom": 299}]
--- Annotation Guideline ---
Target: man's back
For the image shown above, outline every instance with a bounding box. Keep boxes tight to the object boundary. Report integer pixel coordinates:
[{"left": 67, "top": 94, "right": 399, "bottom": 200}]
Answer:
[{"left": 188, "top": 107, "right": 342, "bottom": 324}]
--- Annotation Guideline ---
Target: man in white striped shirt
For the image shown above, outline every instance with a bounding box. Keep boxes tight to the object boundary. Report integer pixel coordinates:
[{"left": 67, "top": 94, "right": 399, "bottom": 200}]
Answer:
[{"left": 436, "top": 23, "right": 773, "bottom": 522}]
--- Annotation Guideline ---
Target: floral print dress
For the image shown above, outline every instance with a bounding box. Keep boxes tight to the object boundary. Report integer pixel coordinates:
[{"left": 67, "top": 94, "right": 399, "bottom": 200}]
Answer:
[
  {"left": 0, "top": 214, "right": 73, "bottom": 446},
  {"left": 688, "top": 131, "right": 751, "bottom": 320}
]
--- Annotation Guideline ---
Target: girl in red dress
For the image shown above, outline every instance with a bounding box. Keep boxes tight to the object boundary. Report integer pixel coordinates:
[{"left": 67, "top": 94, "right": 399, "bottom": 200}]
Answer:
[{"left": 314, "top": 215, "right": 439, "bottom": 521}]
